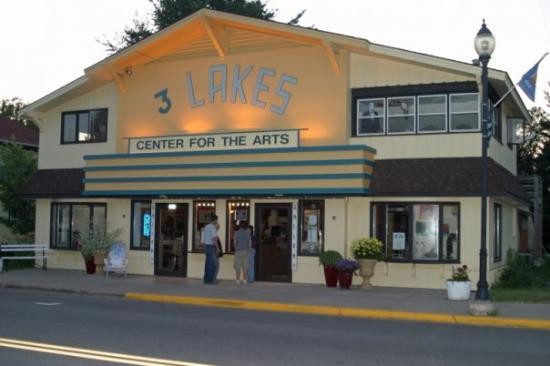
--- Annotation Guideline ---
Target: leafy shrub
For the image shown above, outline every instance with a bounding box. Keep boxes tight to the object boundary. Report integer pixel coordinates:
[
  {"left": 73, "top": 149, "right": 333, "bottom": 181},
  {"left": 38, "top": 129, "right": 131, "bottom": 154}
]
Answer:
[
  {"left": 318, "top": 250, "right": 343, "bottom": 267},
  {"left": 495, "top": 249, "right": 545, "bottom": 288}
]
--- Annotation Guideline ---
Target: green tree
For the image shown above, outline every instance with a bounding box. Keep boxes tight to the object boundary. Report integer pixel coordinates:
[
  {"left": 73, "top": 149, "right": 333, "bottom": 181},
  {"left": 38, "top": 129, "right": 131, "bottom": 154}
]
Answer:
[
  {"left": 102, "top": 0, "right": 305, "bottom": 52},
  {"left": 517, "top": 105, "right": 550, "bottom": 175},
  {"left": 0, "top": 142, "right": 37, "bottom": 234},
  {"left": 517, "top": 83, "right": 550, "bottom": 251},
  {"left": 0, "top": 97, "right": 39, "bottom": 131}
]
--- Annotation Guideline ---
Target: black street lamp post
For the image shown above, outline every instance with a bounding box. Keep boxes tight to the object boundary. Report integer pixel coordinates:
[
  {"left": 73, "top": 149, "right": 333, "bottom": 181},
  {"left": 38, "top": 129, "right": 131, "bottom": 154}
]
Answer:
[{"left": 474, "top": 20, "right": 495, "bottom": 301}]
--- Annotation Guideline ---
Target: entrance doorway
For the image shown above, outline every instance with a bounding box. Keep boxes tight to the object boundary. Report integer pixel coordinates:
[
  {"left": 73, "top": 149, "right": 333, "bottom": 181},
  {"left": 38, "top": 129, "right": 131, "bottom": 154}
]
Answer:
[
  {"left": 155, "top": 203, "right": 188, "bottom": 276},
  {"left": 255, "top": 203, "right": 292, "bottom": 282}
]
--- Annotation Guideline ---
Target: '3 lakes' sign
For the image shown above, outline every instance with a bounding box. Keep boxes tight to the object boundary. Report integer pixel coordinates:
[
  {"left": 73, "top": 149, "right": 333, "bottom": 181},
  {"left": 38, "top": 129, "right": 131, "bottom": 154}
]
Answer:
[
  {"left": 154, "top": 64, "right": 298, "bottom": 116},
  {"left": 128, "top": 130, "right": 300, "bottom": 154}
]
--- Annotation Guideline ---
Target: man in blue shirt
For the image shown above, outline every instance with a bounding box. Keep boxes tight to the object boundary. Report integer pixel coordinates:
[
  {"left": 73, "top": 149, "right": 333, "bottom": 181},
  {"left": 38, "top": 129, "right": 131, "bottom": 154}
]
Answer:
[{"left": 202, "top": 214, "right": 219, "bottom": 284}]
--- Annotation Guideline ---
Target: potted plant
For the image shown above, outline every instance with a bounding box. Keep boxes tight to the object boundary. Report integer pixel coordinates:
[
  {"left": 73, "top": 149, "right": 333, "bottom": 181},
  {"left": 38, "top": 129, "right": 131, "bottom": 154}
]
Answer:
[
  {"left": 318, "top": 250, "right": 343, "bottom": 287},
  {"left": 80, "top": 225, "right": 122, "bottom": 275},
  {"left": 335, "top": 258, "right": 359, "bottom": 289},
  {"left": 351, "top": 237, "right": 383, "bottom": 289},
  {"left": 78, "top": 238, "right": 96, "bottom": 274},
  {"left": 446, "top": 264, "right": 471, "bottom": 300}
]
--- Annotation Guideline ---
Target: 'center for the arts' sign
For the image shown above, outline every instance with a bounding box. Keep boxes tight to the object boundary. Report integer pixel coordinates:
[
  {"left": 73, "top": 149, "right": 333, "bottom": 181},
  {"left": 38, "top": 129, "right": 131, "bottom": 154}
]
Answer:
[{"left": 128, "top": 130, "right": 299, "bottom": 154}]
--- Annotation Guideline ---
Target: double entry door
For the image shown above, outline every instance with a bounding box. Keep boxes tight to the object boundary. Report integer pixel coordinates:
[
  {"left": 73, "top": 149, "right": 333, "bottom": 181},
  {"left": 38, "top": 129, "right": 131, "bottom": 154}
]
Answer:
[
  {"left": 155, "top": 203, "right": 188, "bottom": 276},
  {"left": 255, "top": 203, "right": 292, "bottom": 283}
]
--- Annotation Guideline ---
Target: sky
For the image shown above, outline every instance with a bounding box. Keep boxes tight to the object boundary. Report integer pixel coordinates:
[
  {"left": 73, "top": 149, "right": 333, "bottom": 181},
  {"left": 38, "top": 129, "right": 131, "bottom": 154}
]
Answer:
[{"left": 1, "top": 0, "right": 549, "bottom": 109}]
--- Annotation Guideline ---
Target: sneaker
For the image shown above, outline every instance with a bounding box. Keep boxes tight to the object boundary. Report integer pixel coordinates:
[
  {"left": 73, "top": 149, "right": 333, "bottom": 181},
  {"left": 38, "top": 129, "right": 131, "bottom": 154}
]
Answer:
[
  {"left": 236, "top": 280, "right": 240, "bottom": 284},
  {"left": 242, "top": 280, "right": 248, "bottom": 285}
]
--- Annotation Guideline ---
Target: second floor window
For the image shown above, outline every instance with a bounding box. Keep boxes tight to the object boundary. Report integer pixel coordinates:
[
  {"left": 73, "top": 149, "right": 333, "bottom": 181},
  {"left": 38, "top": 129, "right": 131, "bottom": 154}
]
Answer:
[
  {"left": 62, "top": 108, "right": 108, "bottom": 144},
  {"left": 387, "top": 96, "right": 415, "bottom": 134},
  {"left": 449, "top": 94, "right": 479, "bottom": 131}
]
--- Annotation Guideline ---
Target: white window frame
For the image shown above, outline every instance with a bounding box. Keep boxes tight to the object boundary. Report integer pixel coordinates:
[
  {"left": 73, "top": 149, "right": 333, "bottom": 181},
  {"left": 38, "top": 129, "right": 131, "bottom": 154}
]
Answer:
[
  {"left": 386, "top": 96, "right": 416, "bottom": 135},
  {"left": 449, "top": 93, "right": 480, "bottom": 132},
  {"left": 356, "top": 98, "right": 385, "bottom": 136},
  {"left": 417, "top": 94, "right": 447, "bottom": 134}
]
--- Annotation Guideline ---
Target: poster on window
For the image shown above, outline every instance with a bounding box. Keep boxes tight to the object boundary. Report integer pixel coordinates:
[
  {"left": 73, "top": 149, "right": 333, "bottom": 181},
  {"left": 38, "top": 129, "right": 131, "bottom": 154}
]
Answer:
[{"left": 393, "top": 232, "right": 406, "bottom": 250}]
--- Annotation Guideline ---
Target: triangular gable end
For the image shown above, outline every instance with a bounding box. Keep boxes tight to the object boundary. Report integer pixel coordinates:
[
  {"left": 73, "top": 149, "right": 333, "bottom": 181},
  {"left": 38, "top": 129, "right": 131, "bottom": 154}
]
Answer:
[{"left": 84, "top": 9, "right": 371, "bottom": 86}]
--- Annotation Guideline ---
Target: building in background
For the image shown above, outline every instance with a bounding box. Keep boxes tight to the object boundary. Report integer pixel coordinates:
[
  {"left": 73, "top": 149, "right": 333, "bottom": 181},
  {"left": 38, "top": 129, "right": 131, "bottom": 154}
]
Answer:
[{"left": 20, "top": 10, "right": 532, "bottom": 288}]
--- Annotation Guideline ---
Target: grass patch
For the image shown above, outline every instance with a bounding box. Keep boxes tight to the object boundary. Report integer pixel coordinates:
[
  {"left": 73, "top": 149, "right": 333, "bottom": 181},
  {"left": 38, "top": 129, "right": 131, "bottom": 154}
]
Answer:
[{"left": 490, "top": 287, "right": 550, "bottom": 303}]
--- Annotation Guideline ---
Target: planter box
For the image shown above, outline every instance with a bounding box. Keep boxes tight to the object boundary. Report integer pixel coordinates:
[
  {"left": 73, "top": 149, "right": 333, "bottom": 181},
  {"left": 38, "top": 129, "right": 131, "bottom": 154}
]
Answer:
[{"left": 446, "top": 280, "right": 471, "bottom": 300}]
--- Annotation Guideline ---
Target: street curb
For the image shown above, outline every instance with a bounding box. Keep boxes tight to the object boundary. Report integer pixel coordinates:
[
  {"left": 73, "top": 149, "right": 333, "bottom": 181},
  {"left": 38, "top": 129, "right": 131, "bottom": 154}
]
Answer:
[
  {"left": 1, "top": 284, "right": 125, "bottom": 298},
  {"left": 125, "top": 292, "right": 550, "bottom": 330}
]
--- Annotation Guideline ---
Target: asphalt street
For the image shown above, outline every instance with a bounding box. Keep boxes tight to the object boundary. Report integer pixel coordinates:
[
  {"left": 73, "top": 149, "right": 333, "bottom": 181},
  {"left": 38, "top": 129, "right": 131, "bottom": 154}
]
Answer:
[{"left": 1, "top": 288, "right": 549, "bottom": 366}]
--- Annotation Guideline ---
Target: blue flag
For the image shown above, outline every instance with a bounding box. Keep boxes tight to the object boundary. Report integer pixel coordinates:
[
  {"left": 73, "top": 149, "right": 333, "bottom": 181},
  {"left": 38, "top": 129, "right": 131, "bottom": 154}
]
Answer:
[{"left": 518, "top": 52, "right": 548, "bottom": 101}]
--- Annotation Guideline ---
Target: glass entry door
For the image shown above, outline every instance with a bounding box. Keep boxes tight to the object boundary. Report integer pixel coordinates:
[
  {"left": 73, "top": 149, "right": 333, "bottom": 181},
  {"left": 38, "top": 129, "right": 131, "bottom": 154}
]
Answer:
[
  {"left": 255, "top": 203, "right": 292, "bottom": 282},
  {"left": 155, "top": 203, "right": 188, "bottom": 276}
]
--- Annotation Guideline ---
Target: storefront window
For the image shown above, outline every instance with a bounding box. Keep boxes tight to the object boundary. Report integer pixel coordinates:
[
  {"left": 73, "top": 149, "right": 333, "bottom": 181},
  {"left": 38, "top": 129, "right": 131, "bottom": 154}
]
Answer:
[
  {"left": 413, "top": 204, "right": 439, "bottom": 260},
  {"left": 299, "top": 200, "right": 324, "bottom": 255},
  {"left": 442, "top": 205, "right": 459, "bottom": 261},
  {"left": 371, "top": 202, "right": 460, "bottom": 263},
  {"left": 226, "top": 201, "right": 250, "bottom": 253},
  {"left": 50, "top": 203, "right": 106, "bottom": 249},
  {"left": 131, "top": 201, "right": 151, "bottom": 250},
  {"left": 386, "top": 205, "right": 409, "bottom": 260},
  {"left": 193, "top": 200, "right": 216, "bottom": 251}
]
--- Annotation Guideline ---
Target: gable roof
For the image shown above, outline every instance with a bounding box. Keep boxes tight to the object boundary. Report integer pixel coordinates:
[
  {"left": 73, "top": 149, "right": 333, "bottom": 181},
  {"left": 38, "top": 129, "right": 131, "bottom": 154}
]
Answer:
[
  {"left": 21, "top": 9, "right": 529, "bottom": 119},
  {"left": 0, "top": 117, "right": 39, "bottom": 148}
]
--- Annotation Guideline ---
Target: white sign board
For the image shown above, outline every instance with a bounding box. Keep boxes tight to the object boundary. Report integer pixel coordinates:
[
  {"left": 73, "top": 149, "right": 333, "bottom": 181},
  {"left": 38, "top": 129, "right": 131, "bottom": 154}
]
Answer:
[
  {"left": 393, "top": 232, "right": 406, "bottom": 250},
  {"left": 128, "top": 130, "right": 299, "bottom": 154}
]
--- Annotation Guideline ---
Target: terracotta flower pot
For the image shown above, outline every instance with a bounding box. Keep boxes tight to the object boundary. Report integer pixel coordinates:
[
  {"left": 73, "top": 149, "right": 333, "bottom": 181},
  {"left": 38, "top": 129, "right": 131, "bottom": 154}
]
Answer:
[
  {"left": 84, "top": 257, "right": 96, "bottom": 274},
  {"left": 323, "top": 266, "right": 338, "bottom": 287},
  {"left": 338, "top": 270, "right": 353, "bottom": 289}
]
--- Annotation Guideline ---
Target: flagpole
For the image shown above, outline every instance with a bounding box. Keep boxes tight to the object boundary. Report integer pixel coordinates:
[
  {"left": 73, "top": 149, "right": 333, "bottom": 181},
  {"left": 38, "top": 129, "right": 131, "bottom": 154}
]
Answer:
[{"left": 491, "top": 52, "right": 548, "bottom": 108}]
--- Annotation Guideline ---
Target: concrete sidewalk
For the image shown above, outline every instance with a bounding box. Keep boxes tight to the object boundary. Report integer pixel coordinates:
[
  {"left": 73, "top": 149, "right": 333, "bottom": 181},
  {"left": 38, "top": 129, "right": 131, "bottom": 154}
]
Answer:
[{"left": 1, "top": 268, "right": 549, "bottom": 330}]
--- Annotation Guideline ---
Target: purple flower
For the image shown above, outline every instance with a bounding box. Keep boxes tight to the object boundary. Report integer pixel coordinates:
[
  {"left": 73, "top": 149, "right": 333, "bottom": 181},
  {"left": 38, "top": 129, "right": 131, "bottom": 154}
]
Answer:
[{"left": 335, "top": 258, "right": 359, "bottom": 272}]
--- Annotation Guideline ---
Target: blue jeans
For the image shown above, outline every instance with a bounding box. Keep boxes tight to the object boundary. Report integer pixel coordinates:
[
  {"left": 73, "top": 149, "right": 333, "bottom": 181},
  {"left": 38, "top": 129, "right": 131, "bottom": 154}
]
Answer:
[{"left": 203, "top": 245, "right": 217, "bottom": 283}]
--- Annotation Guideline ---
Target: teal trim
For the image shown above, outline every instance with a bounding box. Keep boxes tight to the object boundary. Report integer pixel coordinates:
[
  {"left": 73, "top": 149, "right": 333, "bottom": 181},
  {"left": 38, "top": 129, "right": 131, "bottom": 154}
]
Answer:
[
  {"left": 82, "top": 188, "right": 371, "bottom": 196},
  {"left": 83, "top": 144, "right": 377, "bottom": 160},
  {"left": 84, "top": 173, "right": 373, "bottom": 183},
  {"left": 84, "top": 158, "right": 375, "bottom": 172}
]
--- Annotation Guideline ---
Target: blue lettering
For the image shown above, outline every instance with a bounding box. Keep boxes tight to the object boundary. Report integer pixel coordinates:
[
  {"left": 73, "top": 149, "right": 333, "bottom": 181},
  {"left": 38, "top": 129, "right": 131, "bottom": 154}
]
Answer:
[
  {"left": 186, "top": 72, "right": 205, "bottom": 108},
  {"left": 270, "top": 74, "right": 297, "bottom": 115},
  {"left": 251, "top": 67, "right": 275, "bottom": 109},
  {"left": 230, "top": 65, "right": 253, "bottom": 103},
  {"left": 208, "top": 64, "right": 227, "bottom": 103}
]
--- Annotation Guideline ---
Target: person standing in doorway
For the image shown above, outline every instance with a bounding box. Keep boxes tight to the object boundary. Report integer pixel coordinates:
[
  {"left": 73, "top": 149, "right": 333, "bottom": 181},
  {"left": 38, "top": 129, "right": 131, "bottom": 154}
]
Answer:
[
  {"left": 202, "top": 214, "right": 219, "bottom": 284},
  {"left": 247, "top": 225, "right": 256, "bottom": 283},
  {"left": 233, "top": 221, "right": 251, "bottom": 284}
]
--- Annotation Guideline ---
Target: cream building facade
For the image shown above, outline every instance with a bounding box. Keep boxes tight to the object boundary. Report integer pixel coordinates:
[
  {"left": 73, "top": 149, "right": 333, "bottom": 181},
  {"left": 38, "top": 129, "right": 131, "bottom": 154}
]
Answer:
[{"left": 21, "top": 10, "right": 531, "bottom": 289}]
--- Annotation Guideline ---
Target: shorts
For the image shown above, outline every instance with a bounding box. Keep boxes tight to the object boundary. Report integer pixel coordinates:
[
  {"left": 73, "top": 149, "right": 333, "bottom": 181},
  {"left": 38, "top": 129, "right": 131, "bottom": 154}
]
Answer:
[{"left": 233, "top": 251, "right": 249, "bottom": 271}]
